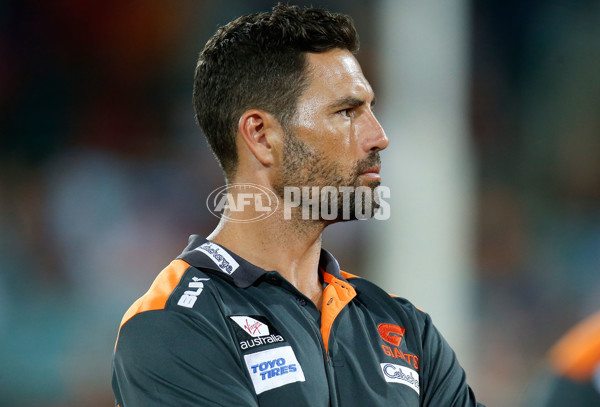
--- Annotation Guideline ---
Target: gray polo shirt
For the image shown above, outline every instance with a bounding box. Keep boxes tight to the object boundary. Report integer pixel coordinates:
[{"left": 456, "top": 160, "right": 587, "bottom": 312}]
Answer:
[{"left": 112, "top": 235, "right": 483, "bottom": 406}]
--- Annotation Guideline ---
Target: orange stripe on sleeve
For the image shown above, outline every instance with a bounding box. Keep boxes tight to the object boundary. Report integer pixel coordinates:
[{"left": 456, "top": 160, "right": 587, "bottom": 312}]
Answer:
[
  {"left": 549, "top": 310, "right": 600, "bottom": 381},
  {"left": 115, "top": 259, "right": 191, "bottom": 348},
  {"left": 320, "top": 272, "right": 356, "bottom": 356}
]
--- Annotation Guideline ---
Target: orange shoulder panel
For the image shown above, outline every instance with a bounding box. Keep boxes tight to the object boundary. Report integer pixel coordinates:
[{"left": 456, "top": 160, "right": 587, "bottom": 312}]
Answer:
[
  {"left": 549, "top": 310, "right": 600, "bottom": 381},
  {"left": 115, "top": 259, "right": 191, "bottom": 348}
]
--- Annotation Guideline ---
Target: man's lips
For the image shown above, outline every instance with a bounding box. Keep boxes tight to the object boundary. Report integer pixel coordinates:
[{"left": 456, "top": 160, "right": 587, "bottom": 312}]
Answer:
[
  {"left": 361, "top": 166, "right": 380, "bottom": 175},
  {"left": 360, "top": 166, "right": 381, "bottom": 179}
]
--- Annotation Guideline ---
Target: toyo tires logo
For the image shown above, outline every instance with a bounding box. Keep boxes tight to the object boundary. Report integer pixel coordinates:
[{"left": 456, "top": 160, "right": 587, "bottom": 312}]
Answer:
[{"left": 206, "top": 183, "right": 279, "bottom": 223}]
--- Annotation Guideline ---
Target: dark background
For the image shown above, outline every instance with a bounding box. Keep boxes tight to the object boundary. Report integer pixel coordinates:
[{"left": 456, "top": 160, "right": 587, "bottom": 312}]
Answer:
[{"left": 1, "top": 1, "right": 599, "bottom": 406}]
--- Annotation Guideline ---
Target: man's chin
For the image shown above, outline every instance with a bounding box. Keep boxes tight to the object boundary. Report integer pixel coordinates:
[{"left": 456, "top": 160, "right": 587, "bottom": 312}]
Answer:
[{"left": 355, "top": 178, "right": 381, "bottom": 190}]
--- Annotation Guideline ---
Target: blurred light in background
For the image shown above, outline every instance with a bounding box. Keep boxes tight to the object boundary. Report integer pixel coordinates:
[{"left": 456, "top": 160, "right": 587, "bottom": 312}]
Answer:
[
  {"left": 1, "top": 1, "right": 600, "bottom": 406},
  {"left": 372, "top": 0, "right": 475, "bottom": 373}
]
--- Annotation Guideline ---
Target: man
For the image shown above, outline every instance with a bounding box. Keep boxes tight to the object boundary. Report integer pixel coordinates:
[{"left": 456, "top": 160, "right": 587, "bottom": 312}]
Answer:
[
  {"left": 112, "top": 4, "right": 484, "bottom": 406},
  {"left": 524, "top": 310, "right": 600, "bottom": 406}
]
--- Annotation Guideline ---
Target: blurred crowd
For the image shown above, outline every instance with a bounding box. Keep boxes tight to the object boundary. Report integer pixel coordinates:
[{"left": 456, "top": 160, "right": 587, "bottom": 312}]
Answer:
[
  {"left": 1, "top": 1, "right": 599, "bottom": 406},
  {"left": 471, "top": 1, "right": 600, "bottom": 404}
]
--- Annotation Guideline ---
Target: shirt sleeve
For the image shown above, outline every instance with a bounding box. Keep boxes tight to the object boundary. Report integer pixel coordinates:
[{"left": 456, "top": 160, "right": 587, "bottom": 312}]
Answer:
[
  {"left": 419, "top": 312, "right": 485, "bottom": 407},
  {"left": 112, "top": 309, "right": 259, "bottom": 407}
]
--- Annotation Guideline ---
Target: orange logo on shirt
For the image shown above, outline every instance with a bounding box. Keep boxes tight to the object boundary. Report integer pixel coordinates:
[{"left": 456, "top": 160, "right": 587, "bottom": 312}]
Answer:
[
  {"left": 378, "top": 323, "right": 405, "bottom": 347},
  {"left": 378, "top": 323, "right": 419, "bottom": 370}
]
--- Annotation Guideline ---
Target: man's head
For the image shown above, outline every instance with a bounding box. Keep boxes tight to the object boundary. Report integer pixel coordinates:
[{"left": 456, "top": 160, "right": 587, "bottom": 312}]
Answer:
[
  {"left": 193, "top": 4, "right": 359, "bottom": 177},
  {"left": 274, "top": 49, "right": 387, "bottom": 221}
]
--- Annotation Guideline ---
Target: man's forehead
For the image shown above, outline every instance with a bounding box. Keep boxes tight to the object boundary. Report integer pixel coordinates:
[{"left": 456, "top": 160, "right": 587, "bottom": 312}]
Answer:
[{"left": 304, "top": 49, "right": 373, "bottom": 100}]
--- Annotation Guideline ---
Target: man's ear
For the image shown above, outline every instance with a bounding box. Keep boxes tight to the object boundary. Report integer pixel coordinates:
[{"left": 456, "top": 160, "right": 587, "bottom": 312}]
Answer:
[{"left": 237, "top": 109, "right": 283, "bottom": 167}]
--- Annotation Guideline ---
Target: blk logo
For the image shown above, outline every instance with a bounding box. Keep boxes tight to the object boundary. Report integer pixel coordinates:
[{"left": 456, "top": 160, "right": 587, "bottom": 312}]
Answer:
[{"left": 378, "top": 323, "right": 406, "bottom": 347}]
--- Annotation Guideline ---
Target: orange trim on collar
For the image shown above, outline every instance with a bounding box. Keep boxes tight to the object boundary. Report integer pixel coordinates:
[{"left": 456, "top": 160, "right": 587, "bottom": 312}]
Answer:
[
  {"left": 549, "top": 311, "right": 600, "bottom": 381},
  {"left": 320, "top": 272, "right": 356, "bottom": 356}
]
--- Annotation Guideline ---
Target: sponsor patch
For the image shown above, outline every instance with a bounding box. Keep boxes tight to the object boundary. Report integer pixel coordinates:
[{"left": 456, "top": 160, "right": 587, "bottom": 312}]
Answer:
[
  {"left": 380, "top": 363, "right": 420, "bottom": 395},
  {"left": 244, "top": 346, "right": 305, "bottom": 395},
  {"left": 229, "top": 315, "right": 285, "bottom": 350},
  {"left": 230, "top": 316, "right": 270, "bottom": 337},
  {"left": 195, "top": 241, "right": 239, "bottom": 274}
]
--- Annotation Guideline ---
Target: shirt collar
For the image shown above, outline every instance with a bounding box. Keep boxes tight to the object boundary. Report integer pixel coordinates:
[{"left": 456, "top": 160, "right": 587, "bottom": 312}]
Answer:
[{"left": 178, "top": 234, "right": 345, "bottom": 288}]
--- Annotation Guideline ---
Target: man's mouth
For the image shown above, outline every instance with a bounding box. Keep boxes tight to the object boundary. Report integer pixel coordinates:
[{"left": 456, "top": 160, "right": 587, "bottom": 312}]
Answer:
[{"left": 359, "top": 166, "right": 381, "bottom": 180}]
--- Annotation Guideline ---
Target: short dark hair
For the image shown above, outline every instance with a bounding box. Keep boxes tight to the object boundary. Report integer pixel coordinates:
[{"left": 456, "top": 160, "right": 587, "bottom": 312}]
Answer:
[{"left": 193, "top": 3, "right": 359, "bottom": 177}]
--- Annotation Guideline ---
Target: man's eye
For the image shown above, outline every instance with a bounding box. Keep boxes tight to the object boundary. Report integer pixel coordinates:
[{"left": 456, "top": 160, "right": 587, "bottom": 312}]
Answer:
[{"left": 338, "top": 108, "right": 352, "bottom": 118}]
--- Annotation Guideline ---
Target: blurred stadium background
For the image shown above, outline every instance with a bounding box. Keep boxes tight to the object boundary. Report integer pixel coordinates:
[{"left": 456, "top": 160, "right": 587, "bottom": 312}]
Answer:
[{"left": 1, "top": 1, "right": 600, "bottom": 406}]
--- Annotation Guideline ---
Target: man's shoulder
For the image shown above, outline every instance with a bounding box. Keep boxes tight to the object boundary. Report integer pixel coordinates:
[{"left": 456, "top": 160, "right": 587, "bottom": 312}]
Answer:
[
  {"left": 117, "top": 259, "right": 226, "bottom": 332},
  {"left": 341, "top": 270, "right": 429, "bottom": 323}
]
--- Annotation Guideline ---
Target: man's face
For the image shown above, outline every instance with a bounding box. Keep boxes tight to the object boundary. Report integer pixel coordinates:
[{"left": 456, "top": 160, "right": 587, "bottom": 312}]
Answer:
[{"left": 274, "top": 49, "right": 389, "bottom": 221}]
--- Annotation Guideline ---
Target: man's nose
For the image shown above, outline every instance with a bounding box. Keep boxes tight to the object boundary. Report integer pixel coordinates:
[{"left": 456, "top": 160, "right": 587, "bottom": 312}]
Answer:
[{"left": 362, "top": 113, "right": 389, "bottom": 153}]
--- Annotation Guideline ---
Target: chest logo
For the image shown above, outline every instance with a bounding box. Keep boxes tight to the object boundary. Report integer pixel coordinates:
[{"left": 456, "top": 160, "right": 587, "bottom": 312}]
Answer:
[
  {"left": 229, "top": 315, "right": 285, "bottom": 351},
  {"left": 378, "top": 323, "right": 405, "bottom": 346},
  {"left": 380, "top": 363, "right": 420, "bottom": 395},
  {"left": 377, "top": 323, "right": 419, "bottom": 370},
  {"left": 231, "top": 316, "right": 270, "bottom": 337},
  {"left": 244, "top": 346, "right": 305, "bottom": 395}
]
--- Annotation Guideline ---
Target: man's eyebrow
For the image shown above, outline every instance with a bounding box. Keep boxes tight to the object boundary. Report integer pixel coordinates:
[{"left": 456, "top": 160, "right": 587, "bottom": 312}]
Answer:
[{"left": 330, "top": 95, "right": 376, "bottom": 109}]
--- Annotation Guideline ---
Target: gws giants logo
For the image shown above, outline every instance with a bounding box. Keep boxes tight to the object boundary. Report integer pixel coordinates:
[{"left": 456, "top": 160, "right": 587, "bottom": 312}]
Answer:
[
  {"left": 378, "top": 323, "right": 419, "bottom": 370},
  {"left": 378, "top": 323, "right": 405, "bottom": 346}
]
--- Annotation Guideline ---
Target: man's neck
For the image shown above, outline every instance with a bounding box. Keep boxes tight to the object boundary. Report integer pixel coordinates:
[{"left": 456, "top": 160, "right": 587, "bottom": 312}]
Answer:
[{"left": 208, "top": 211, "right": 326, "bottom": 308}]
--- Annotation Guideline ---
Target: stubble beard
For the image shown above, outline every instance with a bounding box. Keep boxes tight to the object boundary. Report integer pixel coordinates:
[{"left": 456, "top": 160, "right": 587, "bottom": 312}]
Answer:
[{"left": 272, "top": 129, "right": 381, "bottom": 223}]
